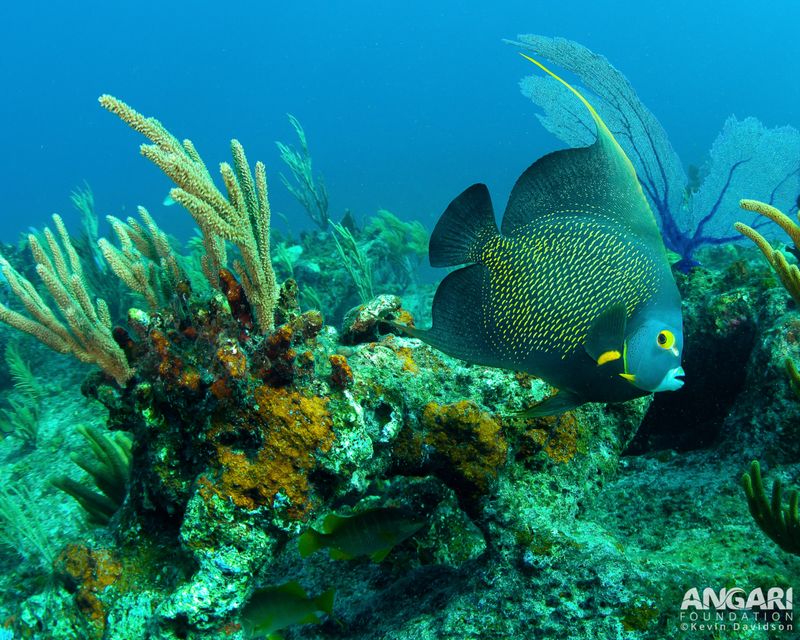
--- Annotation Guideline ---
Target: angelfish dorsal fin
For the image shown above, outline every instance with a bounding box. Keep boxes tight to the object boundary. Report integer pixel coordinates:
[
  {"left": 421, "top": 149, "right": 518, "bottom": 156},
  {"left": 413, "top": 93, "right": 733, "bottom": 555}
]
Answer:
[
  {"left": 429, "top": 183, "right": 498, "bottom": 267},
  {"left": 519, "top": 53, "right": 636, "bottom": 180},
  {"left": 500, "top": 53, "right": 662, "bottom": 247}
]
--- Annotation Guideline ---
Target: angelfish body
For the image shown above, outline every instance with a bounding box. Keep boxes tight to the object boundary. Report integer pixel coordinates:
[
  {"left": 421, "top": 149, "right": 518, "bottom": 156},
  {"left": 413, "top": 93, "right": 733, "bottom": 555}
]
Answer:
[{"left": 410, "top": 55, "right": 684, "bottom": 415}]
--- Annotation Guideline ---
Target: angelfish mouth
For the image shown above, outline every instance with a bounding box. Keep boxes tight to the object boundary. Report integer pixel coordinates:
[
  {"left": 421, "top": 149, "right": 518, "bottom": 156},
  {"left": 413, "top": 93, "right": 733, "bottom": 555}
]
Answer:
[{"left": 657, "top": 366, "right": 685, "bottom": 392}]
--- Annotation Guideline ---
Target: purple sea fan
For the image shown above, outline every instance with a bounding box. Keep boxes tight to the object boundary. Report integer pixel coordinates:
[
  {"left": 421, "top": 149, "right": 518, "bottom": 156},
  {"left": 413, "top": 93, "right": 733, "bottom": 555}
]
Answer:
[{"left": 507, "top": 35, "right": 800, "bottom": 269}]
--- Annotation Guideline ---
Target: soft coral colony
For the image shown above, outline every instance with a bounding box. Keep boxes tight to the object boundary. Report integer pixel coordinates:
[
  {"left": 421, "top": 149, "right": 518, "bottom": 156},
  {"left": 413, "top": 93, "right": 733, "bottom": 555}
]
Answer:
[
  {"left": 0, "top": 97, "right": 327, "bottom": 623},
  {"left": 0, "top": 95, "right": 278, "bottom": 384}
]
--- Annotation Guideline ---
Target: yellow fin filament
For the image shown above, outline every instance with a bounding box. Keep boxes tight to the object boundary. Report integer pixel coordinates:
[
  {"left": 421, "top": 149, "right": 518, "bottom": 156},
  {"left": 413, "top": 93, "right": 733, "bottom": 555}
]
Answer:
[{"left": 517, "top": 52, "right": 638, "bottom": 182}]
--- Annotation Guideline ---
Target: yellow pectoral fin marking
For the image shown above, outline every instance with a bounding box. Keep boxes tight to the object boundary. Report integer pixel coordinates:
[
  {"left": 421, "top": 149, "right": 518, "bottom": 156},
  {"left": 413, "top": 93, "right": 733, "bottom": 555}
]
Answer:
[
  {"left": 596, "top": 350, "right": 621, "bottom": 366},
  {"left": 619, "top": 373, "right": 637, "bottom": 383}
]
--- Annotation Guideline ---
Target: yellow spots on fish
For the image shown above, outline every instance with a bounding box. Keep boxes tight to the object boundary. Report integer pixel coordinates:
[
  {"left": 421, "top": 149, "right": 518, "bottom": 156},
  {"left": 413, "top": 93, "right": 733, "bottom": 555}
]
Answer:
[
  {"left": 596, "top": 350, "right": 621, "bottom": 366},
  {"left": 478, "top": 211, "right": 658, "bottom": 360},
  {"left": 466, "top": 226, "right": 503, "bottom": 263}
]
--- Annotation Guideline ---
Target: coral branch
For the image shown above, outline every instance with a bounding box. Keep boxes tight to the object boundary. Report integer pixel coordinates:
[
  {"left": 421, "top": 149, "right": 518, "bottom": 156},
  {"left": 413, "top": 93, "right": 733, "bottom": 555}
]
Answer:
[
  {"left": 99, "top": 95, "right": 277, "bottom": 333},
  {"left": 735, "top": 200, "right": 800, "bottom": 305},
  {"left": 52, "top": 424, "right": 133, "bottom": 525},
  {"left": 331, "top": 222, "right": 374, "bottom": 304},
  {"left": 736, "top": 199, "right": 800, "bottom": 400},
  {"left": 0, "top": 215, "right": 132, "bottom": 385},
  {"left": 99, "top": 206, "right": 184, "bottom": 309},
  {"left": 742, "top": 460, "right": 800, "bottom": 556},
  {"left": 276, "top": 114, "right": 329, "bottom": 229}
]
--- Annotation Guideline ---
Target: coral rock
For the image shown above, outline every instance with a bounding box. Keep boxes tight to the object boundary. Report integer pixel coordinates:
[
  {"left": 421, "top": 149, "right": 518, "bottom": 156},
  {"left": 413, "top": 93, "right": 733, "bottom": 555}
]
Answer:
[{"left": 341, "top": 294, "right": 404, "bottom": 344}]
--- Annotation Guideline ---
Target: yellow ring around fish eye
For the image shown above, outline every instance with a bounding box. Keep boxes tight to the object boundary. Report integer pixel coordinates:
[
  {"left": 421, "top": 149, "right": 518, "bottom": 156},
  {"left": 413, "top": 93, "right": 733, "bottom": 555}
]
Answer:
[{"left": 657, "top": 330, "right": 675, "bottom": 350}]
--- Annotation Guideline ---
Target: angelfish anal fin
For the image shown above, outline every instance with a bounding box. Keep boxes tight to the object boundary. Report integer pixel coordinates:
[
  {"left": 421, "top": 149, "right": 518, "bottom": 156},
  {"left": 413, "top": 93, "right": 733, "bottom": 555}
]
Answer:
[
  {"left": 516, "top": 390, "right": 584, "bottom": 418},
  {"left": 584, "top": 302, "right": 628, "bottom": 366}
]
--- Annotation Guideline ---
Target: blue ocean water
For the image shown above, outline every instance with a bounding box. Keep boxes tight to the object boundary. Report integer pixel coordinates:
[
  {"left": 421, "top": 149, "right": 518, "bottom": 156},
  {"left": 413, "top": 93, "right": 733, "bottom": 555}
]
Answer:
[{"left": 1, "top": 0, "right": 798, "bottom": 244}]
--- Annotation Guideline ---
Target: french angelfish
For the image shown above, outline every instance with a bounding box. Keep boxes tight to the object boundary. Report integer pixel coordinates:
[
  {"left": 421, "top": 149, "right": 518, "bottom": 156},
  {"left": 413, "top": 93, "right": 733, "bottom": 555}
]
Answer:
[
  {"left": 298, "top": 507, "right": 425, "bottom": 563},
  {"left": 240, "top": 581, "right": 335, "bottom": 639},
  {"left": 405, "top": 54, "right": 684, "bottom": 416}
]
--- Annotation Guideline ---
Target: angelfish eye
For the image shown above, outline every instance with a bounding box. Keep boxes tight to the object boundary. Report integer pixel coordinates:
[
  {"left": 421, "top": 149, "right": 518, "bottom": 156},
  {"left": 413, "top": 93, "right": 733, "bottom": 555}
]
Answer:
[{"left": 656, "top": 330, "right": 675, "bottom": 350}]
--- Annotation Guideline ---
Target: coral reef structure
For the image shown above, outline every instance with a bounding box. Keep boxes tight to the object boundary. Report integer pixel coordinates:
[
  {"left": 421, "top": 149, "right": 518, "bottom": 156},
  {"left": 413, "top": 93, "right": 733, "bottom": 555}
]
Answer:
[{"left": 0, "top": 73, "right": 798, "bottom": 640}]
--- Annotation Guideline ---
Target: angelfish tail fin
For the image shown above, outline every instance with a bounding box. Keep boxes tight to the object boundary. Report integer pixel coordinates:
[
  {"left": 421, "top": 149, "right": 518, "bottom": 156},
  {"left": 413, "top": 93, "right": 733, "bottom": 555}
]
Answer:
[{"left": 429, "top": 183, "right": 499, "bottom": 267}]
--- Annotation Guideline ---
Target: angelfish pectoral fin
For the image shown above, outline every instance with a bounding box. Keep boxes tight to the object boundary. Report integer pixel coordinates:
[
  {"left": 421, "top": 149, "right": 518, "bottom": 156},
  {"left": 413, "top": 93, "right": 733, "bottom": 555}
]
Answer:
[
  {"left": 619, "top": 373, "right": 637, "bottom": 383},
  {"left": 584, "top": 303, "right": 627, "bottom": 365},
  {"left": 329, "top": 548, "right": 354, "bottom": 561}
]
